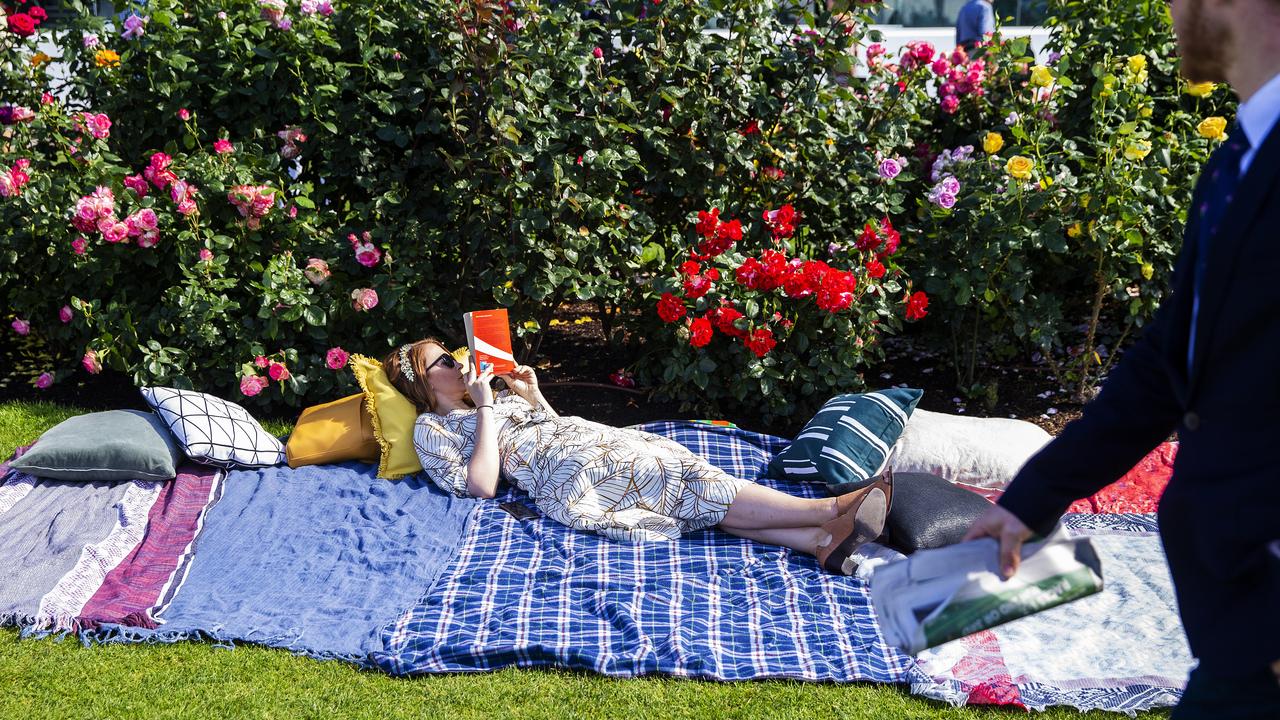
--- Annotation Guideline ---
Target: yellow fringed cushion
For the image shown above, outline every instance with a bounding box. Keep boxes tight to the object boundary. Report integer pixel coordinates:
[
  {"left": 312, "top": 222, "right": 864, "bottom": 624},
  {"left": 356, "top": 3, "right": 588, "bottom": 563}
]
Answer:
[
  {"left": 349, "top": 354, "right": 422, "bottom": 479},
  {"left": 285, "top": 393, "right": 381, "bottom": 468}
]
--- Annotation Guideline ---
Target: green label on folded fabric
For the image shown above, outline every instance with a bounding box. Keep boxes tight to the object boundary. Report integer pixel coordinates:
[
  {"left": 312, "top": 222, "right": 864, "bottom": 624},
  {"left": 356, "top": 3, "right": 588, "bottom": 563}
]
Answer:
[{"left": 921, "top": 566, "right": 1103, "bottom": 649}]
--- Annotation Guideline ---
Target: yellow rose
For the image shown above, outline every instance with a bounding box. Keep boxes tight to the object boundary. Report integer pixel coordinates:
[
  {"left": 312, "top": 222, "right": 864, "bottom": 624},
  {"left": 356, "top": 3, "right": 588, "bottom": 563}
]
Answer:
[
  {"left": 983, "top": 131, "right": 1004, "bottom": 154},
  {"left": 1030, "top": 65, "right": 1053, "bottom": 88},
  {"left": 1141, "top": 263, "right": 1154, "bottom": 281},
  {"left": 1124, "top": 140, "right": 1152, "bottom": 161},
  {"left": 1139, "top": 106, "right": 1153, "bottom": 118},
  {"left": 1185, "top": 81, "right": 1215, "bottom": 97},
  {"left": 1005, "top": 155, "right": 1035, "bottom": 180},
  {"left": 94, "top": 49, "right": 121, "bottom": 68},
  {"left": 31, "top": 52, "right": 52, "bottom": 68},
  {"left": 1197, "top": 116, "right": 1227, "bottom": 140},
  {"left": 1127, "top": 54, "right": 1147, "bottom": 73},
  {"left": 1067, "top": 223, "right": 1083, "bottom": 238}
]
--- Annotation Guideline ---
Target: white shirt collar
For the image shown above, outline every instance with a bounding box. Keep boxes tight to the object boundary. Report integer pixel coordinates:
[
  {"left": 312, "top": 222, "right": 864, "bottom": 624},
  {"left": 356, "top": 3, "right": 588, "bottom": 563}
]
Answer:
[{"left": 1237, "top": 70, "right": 1280, "bottom": 151}]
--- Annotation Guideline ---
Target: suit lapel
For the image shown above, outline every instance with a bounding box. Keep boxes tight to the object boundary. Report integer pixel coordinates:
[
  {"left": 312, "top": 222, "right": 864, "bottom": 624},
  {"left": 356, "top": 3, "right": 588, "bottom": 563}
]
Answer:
[{"left": 1188, "top": 123, "right": 1280, "bottom": 398}]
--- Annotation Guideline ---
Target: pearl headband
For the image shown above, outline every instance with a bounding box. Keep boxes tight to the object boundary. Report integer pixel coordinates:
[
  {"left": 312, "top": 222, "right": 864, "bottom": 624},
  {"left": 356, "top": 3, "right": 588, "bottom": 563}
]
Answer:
[{"left": 397, "top": 344, "right": 416, "bottom": 382}]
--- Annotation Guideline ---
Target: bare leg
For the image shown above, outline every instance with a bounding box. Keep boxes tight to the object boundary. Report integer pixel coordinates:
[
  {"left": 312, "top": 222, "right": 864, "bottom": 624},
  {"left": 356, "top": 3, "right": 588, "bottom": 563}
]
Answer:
[
  {"left": 719, "top": 525, "right": 829, "bottom": 556},
  {"left": 719, "top": 484, "right": 839, "bottom": 530}
]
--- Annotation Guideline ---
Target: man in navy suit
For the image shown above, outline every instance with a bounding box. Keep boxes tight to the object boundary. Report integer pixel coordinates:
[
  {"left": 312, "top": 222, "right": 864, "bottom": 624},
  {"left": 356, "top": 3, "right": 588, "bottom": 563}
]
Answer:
[{"left": 963, "top": 0, "right": 1280, "bottom": 715}]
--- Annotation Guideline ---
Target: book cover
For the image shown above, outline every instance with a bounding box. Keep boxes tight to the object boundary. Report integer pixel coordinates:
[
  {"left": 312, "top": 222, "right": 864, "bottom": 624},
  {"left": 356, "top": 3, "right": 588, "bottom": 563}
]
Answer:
[{"left": 463, "top": 308, "right": 517, "bottom": 375}]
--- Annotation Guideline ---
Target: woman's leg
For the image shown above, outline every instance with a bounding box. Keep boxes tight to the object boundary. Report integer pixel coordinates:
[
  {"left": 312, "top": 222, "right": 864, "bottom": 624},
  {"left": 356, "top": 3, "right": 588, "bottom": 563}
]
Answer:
[
  {"left": 719, "top": 483, "right": 839, "bottom": 530},
  {"left": 719, "top": 525, "right": 830, "bottom": 556}
]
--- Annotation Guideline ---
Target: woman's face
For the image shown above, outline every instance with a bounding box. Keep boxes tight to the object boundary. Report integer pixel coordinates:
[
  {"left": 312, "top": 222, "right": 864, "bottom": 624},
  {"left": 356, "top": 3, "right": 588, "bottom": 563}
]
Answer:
[{"left": 420, "top": 343, "right": 466, "bottom": 404}]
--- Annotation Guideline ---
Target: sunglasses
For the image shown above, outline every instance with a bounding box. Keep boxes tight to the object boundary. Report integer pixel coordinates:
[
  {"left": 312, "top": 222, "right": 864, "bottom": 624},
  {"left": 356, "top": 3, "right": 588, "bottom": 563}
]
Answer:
[{"left": 425, "top": 352, "right": 460, "bottom": 373}]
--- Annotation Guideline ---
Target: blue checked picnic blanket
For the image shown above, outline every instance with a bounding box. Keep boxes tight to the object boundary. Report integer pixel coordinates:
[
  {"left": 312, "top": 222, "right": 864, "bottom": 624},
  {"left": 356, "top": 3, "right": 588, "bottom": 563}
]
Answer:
[{"left": 370, "top": 421, "right": 940, "bottom": 690}]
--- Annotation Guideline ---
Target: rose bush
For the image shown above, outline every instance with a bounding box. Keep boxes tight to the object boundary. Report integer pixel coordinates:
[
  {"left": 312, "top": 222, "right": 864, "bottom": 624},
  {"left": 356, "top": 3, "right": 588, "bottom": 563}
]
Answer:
[{"left": 0, "top": 0, "right": 1231, "bottom": 420}]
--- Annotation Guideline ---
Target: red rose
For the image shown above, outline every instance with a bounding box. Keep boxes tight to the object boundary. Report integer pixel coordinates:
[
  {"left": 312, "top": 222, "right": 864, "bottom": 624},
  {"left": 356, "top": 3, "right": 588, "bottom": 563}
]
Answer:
[
  {"left": 696, "top": 232, "right": 733, "bottom": 259},
  {"left": 878, "top": 217, "right": 902, "bottom": 257},
  {"left": 745, "top": 327, "right": 777, "bottom": 357},
  {"left": 682, "top": 273, "right": 712, "bottom": 299},
  {"left": 713, "top": 305, "right": 747, "bottom": 338},
  {"left": 679, "top": 260, "right": 701, "bottom": 276},
  {"left": 865, "top": 259, "right": 886, "bottom": 279},
  {"left": 855, "top": 221, "right": 881, "bottom": 252},
  {"left": 762, "top": 204, "right": 797, "bottom": 240},
  {"left": 689, "top": 316, "right": 713, "bottom": 347},
  {"left": 735, "top": 257, "right": 763, "bottom": 289},
  {"left": 695, "top": 208, "right": 720, "bottom": 237},
  {"left": 758, "top": 250, "right": 789, "bottom": 290},
  {"left": 705, "top": 267, "right": 720, "bottom": 281},
  {"left": 739, "top": 120, "right": 760, "bottom": 136},
  {"left": 657, "top": 292, "right": 687, "bottom": 323},
  {"left": 783, "top": 260, "right": 829, "bottom": 299},
  {"left": 28, "top": 6, "right": 47, "bottom": 22},
  {"left": 905, "top": 290, "right": 929, "bottom": 321},
  {"left": 716, "top": 218, "right": 742, "bottom": 243},
  {"left": 7, "top": 13, "right": 37, "bottom": 36},
  {"left": 816, "top": 270, "right": 857, "bottom": 313}
]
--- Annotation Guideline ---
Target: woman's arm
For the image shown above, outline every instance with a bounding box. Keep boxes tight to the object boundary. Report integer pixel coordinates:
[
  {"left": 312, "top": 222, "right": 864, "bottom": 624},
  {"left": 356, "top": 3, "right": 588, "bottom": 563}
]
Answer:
[{"left": 464, "top": 405, "right": 501, "bottom": 498}]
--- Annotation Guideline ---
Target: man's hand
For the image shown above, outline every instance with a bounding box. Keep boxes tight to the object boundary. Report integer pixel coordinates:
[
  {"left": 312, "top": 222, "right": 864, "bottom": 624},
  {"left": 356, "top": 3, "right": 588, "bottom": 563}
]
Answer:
[{"left": 962, "top": 504, "right": 1034, "bottom": 579}]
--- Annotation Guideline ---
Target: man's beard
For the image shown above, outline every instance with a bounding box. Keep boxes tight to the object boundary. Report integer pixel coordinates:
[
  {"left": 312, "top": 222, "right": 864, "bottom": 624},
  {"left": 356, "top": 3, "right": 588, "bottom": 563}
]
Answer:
[{"left": 1176, "top": 0, "right": 1231, "bottom": 83}]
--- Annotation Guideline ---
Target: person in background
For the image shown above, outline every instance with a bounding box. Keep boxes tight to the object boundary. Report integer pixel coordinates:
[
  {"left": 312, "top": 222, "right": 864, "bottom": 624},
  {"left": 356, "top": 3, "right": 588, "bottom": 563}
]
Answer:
[
  {"left": 955, "top": 0, "right": 995, "bottom": 50},
  {"left": 962, "top": 0, "right": 1280, "bottom": 715}
]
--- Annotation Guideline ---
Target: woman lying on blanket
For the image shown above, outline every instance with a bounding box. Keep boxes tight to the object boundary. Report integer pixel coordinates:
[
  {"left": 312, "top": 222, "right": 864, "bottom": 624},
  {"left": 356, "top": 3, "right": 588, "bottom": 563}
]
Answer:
[{"left": 383, "top": 338, "right": 891, "bottom": 574}]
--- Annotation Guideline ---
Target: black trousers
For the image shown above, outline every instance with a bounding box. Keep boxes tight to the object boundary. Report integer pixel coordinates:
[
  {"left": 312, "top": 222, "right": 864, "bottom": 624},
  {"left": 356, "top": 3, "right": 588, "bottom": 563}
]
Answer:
[{"left": 1170, "top": 666, "right": 1280, "bottom": 719}]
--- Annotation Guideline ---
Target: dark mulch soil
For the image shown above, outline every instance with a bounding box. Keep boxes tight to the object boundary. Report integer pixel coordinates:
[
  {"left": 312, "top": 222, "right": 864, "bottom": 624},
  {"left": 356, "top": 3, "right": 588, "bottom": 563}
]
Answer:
[{"left": 0, "top": 303, "right": 1086, "bottom": 438}]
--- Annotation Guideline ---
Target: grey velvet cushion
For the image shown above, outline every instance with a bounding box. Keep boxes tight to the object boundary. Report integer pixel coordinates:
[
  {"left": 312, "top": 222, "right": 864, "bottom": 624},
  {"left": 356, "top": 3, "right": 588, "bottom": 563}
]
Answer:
[
  {"left": 10, "top": 409, "right": 184, "bottom": 481},
  {"left": 883, "top": 471, "right": 995, "bottom": 554}
]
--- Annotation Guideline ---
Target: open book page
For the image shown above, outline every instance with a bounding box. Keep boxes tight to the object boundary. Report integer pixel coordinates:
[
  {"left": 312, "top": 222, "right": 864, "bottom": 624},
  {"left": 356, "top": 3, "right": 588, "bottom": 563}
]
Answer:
[{"left": 870, "top": 526, "right": 1104, "bottom": 654}]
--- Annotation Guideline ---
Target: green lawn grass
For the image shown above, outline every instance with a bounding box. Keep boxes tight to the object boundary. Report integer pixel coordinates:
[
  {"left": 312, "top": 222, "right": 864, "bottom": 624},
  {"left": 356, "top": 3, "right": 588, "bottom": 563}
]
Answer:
[{"left": 1, "top": 401, "right": 1171, "bottom": 719}]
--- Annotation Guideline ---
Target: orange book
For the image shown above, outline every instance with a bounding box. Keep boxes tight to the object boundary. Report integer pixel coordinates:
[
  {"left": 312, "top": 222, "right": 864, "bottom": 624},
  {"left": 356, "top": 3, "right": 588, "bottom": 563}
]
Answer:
[{"left": 463, "top": 309, "right": 517, "bottom": 375}]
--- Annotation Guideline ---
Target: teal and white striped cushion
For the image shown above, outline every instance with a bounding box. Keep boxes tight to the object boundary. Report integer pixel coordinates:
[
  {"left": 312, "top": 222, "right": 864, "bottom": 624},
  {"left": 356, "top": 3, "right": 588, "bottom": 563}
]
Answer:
[{"left": 769, "top": 388, "right": 923, "bottom": 491}]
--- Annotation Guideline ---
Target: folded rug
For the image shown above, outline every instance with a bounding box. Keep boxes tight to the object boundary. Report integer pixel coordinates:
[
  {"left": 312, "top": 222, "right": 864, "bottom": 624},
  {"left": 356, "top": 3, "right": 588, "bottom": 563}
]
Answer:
[
  {"left": 93, "top": 461, "right": 477, "bottom": 663},
  {"left": 0, "top": 447, "right": 222, "bottom": 634}
]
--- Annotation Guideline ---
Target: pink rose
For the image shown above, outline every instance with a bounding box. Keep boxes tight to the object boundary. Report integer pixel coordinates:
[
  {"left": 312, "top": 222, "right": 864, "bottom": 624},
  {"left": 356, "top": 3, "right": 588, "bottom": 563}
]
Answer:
[
  {"left": 72, "top": 237, "right": 88, "bottom": 255},
  {"left": 240, "top": 374, "right": 266, "bottom": 397},
  {"left": 35, "top": 372, "right": 53, "bottom": 390},
  {"left": 59, "top": 306, "right": 73, "bottom": 323},
  {"left": 176, "top": 199, "right": 197, "bottom": 216},
  {"left": 82, "top": 349, "right": 102, "bottom": 375},
  {"left": 325, "top": 347, "right": 349, "bottom": 370},
  {"left": 11, "top": 318, "right": 30, "bottom": 335},
  {"left": 135, "top": 208, "right": 158, "bottom": 231},
  {"left": 103, "top": 221, "right": 129, "bottom": 244},
  {"left": 940, "top": 94, "right": 959, "bottom": 114},
  {"left": 304, "top": 258, "right": 330, "bottom": 285},
  {"left": 267, "top": 360, "right": 290, "bottom": 381},
  {"left": 350, "top": 287, "right": 378, "bottom": 312},
  {"left": 255, "top": 355, "right": 269, "bottom": 369},
  {"left": 213, "top": 138, "right": 234, "bottom": 154},
  {"left": 137, "top": 229, "right": 160, "bottom": 248},
  {"left": 177, "top": 108, "right": 190, "bottom": 121},
  {"left": 82, "top": 112, "right": 112, "bottom": 140},
  {"left": 123, "top": 174, "right": 148, "bottom": 197},
  {"left": 592, "top": 47, "right": 603, "bottom": 59},
  {"left": 83, "top": 32, "right": 99, "bottom": 48},
  {"left": 199, "top": 249, "right": 213, "bottom": 262}
]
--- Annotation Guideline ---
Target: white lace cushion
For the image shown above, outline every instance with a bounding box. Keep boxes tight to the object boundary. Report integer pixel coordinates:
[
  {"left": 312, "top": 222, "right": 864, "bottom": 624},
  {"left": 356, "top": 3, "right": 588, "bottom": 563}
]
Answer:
[{"left": 141, "top": 387, "right": 285, "bottom": 469}]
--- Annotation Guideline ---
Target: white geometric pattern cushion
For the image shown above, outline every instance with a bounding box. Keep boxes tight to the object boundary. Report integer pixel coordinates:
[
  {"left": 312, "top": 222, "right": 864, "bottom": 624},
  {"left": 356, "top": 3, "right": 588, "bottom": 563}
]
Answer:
[{"left": 140, "top": 386, "right": 285, "bottom": 469}]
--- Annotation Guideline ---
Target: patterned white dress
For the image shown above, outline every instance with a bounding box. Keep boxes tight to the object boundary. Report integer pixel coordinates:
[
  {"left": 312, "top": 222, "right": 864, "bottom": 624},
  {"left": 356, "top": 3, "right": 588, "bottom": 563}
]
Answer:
[{"left": 412, "top": 393, "right": 749, "bottom": 542}]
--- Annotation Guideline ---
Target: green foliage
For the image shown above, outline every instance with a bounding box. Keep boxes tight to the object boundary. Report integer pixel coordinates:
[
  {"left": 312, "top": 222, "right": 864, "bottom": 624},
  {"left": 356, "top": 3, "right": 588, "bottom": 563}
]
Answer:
[{"left": 903, "top": 0, "right": 1236, "bottom": 399}]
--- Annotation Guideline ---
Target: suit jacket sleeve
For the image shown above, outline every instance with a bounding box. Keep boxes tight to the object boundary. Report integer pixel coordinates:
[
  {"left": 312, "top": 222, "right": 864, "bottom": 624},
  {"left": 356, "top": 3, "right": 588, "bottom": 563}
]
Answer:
[{"left": 997, "top": 248, "right": 1192, "bottom": 536}]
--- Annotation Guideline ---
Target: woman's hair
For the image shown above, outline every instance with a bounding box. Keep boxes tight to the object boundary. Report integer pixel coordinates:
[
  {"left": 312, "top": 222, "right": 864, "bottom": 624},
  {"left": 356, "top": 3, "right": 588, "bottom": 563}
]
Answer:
[{"left": 382, "top": 338, "right": 453, "bottom": 414}]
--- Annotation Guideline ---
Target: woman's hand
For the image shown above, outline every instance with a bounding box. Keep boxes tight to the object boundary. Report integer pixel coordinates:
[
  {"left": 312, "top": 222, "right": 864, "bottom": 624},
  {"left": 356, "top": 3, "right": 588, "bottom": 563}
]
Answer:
[
  {"left": 464, "top": 362, "right": 495, "bottom": 408},
  {"left": 501, "top": 364, "right": 540, "bottom": 400}
]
